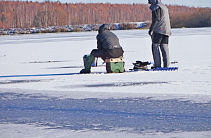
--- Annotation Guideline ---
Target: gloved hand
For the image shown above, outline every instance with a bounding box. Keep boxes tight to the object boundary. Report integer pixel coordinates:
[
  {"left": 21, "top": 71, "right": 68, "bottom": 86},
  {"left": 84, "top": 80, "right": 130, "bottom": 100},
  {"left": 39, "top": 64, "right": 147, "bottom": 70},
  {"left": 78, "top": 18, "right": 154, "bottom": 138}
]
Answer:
[{"left": 148, "top": 30, "right": 152, "bottom": 36}]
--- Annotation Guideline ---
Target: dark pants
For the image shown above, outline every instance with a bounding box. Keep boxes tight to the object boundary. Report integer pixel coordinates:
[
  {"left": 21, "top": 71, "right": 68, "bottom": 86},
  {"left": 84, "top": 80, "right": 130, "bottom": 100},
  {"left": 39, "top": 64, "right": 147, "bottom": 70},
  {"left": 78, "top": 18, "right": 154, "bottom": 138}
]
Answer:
[
  {"left": 91, "top": 47, "right": 124, "bottom": 61},
  {"left": 152, "top": 32, "right": 169, "bottom": 44},
  {"left": 151, "top": 33, "right": 170, "bottom": 67}
]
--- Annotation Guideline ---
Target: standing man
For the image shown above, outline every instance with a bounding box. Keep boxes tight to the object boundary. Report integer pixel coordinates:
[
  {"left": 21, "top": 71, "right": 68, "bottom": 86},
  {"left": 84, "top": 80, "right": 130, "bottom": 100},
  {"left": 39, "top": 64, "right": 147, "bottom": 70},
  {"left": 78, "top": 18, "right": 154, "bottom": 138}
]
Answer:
[
  {"left": 80, "top": 24, "right": 124, "bottom": 74},
  {"left": 148, "top": 0, "right": 171, "bottom": 68}
]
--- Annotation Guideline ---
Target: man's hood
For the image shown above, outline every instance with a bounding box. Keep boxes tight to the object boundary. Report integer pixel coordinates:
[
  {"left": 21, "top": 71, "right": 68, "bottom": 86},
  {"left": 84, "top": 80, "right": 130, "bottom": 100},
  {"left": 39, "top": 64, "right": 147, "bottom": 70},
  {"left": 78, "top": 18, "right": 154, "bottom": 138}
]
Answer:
[
  {"left": 98, "top": 24, "right": 110, "bottom": 34},
  {"left": 149, "top": 0, "right": 161, "bottom": 5},
  {"left": 149, "top": 0, "right": 162, "bottom": 11}
]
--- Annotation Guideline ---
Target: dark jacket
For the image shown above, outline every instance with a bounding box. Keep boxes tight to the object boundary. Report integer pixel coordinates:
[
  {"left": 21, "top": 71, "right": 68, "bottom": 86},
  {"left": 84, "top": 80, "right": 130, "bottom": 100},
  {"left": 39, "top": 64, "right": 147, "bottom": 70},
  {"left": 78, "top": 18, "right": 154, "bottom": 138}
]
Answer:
[
  {"left": 96, "top": 24, "right": 124, "bottom": 58},
  {"left": 149, "top": 0, "right": 171, "bottom": 36},
  {"left": 97, "top": 24, "right": 122, "bottom": 50}
]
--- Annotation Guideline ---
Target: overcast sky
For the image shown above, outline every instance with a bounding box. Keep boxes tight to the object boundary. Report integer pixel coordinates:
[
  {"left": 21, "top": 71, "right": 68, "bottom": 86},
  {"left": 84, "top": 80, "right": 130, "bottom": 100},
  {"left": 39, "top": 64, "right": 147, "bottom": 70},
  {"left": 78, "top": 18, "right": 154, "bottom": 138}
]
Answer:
[{"left": 31, "top": 0, "right": 211, "bottom": 8}]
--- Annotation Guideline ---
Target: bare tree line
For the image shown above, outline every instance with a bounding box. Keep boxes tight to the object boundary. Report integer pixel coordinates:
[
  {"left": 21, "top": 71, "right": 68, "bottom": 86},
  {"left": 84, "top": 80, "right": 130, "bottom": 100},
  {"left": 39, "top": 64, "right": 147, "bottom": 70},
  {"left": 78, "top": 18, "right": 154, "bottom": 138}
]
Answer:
[{"left": 0, "top": 1, "right": 211, "bottom": 29}]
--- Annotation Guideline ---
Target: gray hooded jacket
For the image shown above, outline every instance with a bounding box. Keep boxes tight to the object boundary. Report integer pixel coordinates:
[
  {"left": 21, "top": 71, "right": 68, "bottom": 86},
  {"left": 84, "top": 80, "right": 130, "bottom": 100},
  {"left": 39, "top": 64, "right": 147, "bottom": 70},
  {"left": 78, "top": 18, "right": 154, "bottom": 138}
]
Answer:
[{"left": 149, "top": 0, "right": 171, "bottom": 36}]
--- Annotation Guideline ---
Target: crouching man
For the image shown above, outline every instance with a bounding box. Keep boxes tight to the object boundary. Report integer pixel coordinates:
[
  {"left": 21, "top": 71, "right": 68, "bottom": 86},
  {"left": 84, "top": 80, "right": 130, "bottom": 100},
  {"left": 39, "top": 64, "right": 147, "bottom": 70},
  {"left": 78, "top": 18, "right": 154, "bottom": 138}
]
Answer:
[{"left": 80, "top": 24, "right": 124, "bottom": 74}]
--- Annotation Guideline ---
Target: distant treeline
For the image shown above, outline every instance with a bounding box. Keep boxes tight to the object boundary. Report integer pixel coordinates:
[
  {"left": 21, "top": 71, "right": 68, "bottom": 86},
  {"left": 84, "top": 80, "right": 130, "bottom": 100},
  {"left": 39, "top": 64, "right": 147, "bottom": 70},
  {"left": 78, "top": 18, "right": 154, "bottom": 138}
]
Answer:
[{"left": 0, "top": 1, "right": 211, "bottom": 29}]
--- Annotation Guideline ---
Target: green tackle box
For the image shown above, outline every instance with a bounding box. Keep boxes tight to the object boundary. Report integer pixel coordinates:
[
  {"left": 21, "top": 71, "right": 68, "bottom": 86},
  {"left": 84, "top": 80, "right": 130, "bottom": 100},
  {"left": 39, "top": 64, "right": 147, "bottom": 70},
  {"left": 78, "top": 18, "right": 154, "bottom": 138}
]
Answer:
[{"left": 105, "top": 57, "right": 124, "bottom": 73}]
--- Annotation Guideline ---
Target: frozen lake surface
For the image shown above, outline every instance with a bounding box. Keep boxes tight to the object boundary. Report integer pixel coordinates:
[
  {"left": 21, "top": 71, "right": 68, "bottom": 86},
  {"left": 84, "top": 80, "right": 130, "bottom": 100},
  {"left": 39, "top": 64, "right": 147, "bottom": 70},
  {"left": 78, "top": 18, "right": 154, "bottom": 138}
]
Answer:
[{"left": 0, "top": 28, "right": 211, "bottom": 137}]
